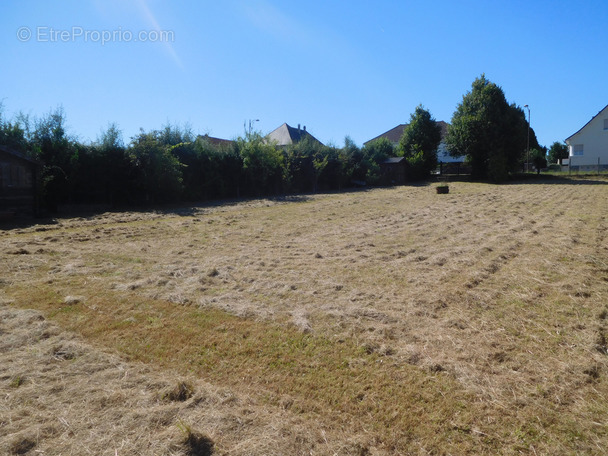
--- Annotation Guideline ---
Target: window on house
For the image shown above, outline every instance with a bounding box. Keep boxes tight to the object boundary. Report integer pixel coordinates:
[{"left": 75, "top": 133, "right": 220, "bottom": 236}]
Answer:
[{"left": 573, "top": 144, "right": 584, "bottom": 156}]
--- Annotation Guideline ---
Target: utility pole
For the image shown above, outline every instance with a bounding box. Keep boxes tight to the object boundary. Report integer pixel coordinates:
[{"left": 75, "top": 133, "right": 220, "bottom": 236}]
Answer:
[{"left": 524, "top": 105, "right": 530, "bottom": 173}]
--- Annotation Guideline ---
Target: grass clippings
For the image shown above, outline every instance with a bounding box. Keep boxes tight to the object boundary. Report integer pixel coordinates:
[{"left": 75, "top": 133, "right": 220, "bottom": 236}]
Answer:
[
  {"left": 163, "top": 381, "right": 195, "bottom": 402},
  {"left": 2, "top": 176, "right": 608, "bottom": 454},
  {"left": 0, "top": 304, "right": 367, "bottom": 455}
]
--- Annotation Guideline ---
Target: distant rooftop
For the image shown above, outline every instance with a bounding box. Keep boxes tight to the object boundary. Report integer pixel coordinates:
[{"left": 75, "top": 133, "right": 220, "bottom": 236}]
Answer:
[
  {"left": 197, "top": 134, "right": 234, "bottom": 147},
  {"left": 364, "top": 120, "right": 449, "bottom": 146},
  {"left": 266, "top": 123, "right": 323, "bottom": 147}
]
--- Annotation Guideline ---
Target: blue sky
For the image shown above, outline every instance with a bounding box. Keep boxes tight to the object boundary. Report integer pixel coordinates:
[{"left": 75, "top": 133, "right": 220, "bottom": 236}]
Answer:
[{"left": 1, "top": 0, "right": 606, "bottom": 148}]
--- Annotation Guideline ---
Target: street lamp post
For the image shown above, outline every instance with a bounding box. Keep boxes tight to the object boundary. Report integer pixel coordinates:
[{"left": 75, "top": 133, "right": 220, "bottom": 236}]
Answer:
[
  {"left": 524, "top": 105, "right": 530, "bottom": 173},
  {"left": 247, "top": 119, "right": 260, "bottom": 136}
]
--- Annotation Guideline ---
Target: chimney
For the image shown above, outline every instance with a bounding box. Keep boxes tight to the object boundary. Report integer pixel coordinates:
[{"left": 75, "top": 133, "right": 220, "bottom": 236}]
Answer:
[
  {"left": 303, "top": 125, "right": 306, "bottom": 132},
  {"left": 297, "top": 124, "right": 301, "bottom": 132}
]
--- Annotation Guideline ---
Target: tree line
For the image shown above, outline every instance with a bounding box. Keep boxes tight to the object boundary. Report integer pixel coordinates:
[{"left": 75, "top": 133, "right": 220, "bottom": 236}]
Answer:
[
  {"left": 0, "top": 107, "right": 404, "bottom": 210},
  {"left": 1, "top": 75, "right": 567, "bottom": 211}
]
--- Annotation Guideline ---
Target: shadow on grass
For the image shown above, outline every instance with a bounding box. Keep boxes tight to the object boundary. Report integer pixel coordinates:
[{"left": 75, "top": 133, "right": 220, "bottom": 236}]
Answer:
[
  {"left": 0, "top": 194, "right": 318, "bottom": 230},
  {"left": 2, "top": 174, "right": 605, "bottom": 231}
]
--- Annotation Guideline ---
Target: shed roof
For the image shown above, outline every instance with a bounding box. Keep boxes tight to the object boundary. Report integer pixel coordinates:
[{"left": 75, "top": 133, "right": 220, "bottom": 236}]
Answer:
[{"left": 0, "top": 145, "right": 40, "bottom": 164}]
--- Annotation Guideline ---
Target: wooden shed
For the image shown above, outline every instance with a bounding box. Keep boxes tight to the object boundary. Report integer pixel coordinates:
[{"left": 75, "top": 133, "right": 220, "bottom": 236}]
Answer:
[
  {"left": 380, "top": 157, "right": 406, "bottom": 185},
  {"left": 0, "top": 145, "right": 40, "bottom": 216}
]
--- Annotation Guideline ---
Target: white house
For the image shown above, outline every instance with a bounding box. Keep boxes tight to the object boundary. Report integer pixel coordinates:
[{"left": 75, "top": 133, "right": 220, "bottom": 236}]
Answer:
[{"left": 565, "top": 104, "right": 608, "bottom": 171}]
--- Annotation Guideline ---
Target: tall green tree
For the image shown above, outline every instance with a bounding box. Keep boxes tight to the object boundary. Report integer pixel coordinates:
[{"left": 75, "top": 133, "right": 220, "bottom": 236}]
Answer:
[
  {"left": 446, "top": 75, "right": 528, "bottom": 182},
  {"left": 398, "top": 105, "right": 442, "bottom": 180},
  {"left": 548, "top": 141, "right": 569, "bottom": 164}
]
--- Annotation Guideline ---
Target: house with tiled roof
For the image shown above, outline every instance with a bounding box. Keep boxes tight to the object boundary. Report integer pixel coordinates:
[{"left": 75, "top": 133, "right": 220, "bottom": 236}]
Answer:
[
  {"left": 266, "top": 123, "right": 323, "bottom": 147},
  {"left": 364, "top": 124, "right": 408, "bottom": 146},
  {"left": 364, "top": 120, "right": 464, "bottom": 164},
  {"left": 565, "top": 104, "right": 608, "bottom": 171},
  {"left": 197, "top": 134, "right": 234, "bottom": 147}
]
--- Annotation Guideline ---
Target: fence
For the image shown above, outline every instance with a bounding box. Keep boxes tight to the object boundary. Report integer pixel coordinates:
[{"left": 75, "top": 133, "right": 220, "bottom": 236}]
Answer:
[{"left": 566, "top": 156, "right": 608, "bottom": 175}]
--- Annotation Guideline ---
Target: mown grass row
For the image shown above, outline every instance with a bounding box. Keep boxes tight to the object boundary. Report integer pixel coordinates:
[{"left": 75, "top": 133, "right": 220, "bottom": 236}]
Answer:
[{"left": 11, "top": 280, "right": 494, "bottom": 453}]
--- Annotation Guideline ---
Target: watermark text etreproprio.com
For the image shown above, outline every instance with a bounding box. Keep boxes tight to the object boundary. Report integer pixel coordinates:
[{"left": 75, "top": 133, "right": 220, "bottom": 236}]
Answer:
[{"left": 16, "top": 26, "right": 175, "bottom": 45}]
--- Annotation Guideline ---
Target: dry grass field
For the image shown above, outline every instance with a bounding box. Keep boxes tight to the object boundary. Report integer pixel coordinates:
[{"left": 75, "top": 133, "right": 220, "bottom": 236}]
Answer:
[{"left": 1, "top": 176, "right": 608, "bottom": 455}]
